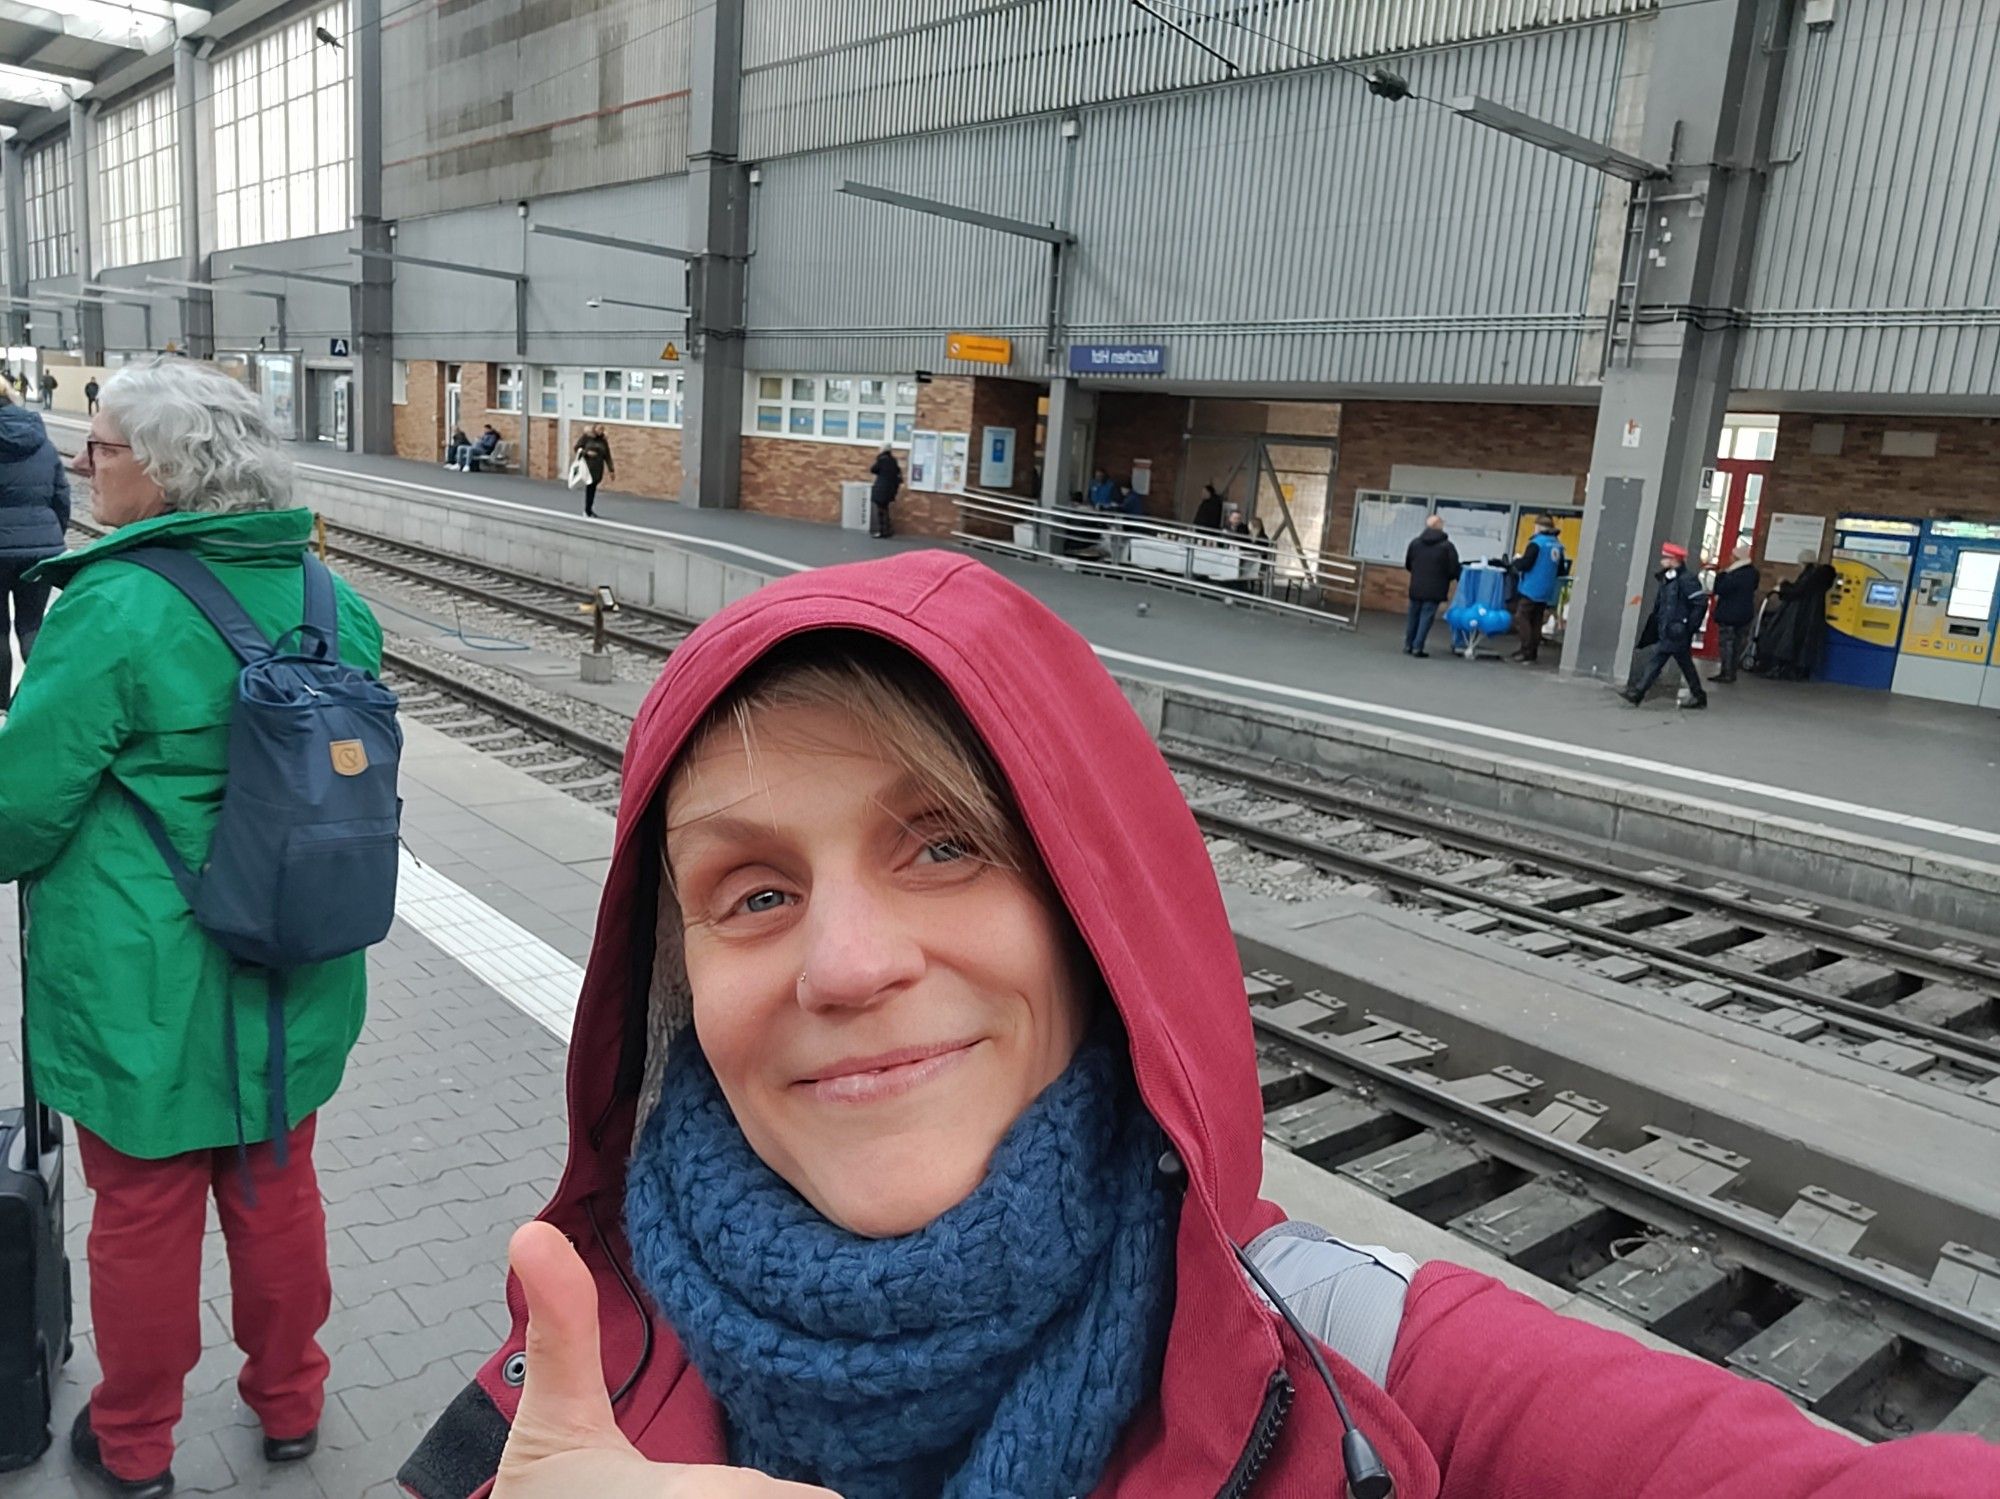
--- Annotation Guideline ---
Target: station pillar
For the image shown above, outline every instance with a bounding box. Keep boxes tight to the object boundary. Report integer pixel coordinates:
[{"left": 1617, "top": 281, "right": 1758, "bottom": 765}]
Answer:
[
  {"left": 1, "top": 143, "right": 27, "bottom": 352},
  {"left": 68, "top": 102, "right": 103, "bottom": 364},
  {"left": 350, "top": 0, "right": 395, "bottom": 456},
  {"left": 678, "top": 0, "right": 747, "bottom": 510},
  {"left": 1562, "top": 0, "right": 1795, "bottom": 683},
  {"left": 173, "top": 40, "right": 214, "bottom": 359}
]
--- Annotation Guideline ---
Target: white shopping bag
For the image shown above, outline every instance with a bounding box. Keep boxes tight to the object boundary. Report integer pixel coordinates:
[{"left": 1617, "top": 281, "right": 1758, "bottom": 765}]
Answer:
[{"left": 566, "top": 456, "right": 589, "bottom": 490}]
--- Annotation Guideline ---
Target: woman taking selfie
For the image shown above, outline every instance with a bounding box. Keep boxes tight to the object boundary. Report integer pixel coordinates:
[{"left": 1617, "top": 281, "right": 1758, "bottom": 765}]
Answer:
[{"left": 402, "top": 552, "right": 1995, "bottom": 1499}]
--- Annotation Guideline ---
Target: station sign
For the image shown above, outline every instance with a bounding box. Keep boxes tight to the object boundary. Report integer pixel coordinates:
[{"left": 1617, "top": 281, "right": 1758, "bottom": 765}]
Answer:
[
  {"left": 946, "top": 332, "right": 1012, "bottom": 365},
  {"left": 329, "top": 337, "right": 351, "bottom": 357},
  {"left": 1068, "top": 342, "right": 1166, "bottom": 375}
]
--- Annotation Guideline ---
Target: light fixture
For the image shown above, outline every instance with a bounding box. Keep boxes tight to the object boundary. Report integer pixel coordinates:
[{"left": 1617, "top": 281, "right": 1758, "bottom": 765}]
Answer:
[
  {"left": 1444, "top": 94, "right": 1669, "bottom": 182},
  {"left": 1059, "top": 115, "right": 1081, "bottom": 139},
  {"left": 747, "top": 166, "right": 762, "bottom": 186}
]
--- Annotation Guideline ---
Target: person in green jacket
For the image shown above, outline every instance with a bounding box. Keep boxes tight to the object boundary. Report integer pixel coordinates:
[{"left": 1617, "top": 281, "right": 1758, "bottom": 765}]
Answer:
[{"left": 0, "top": 359, "right": 383, "bottom": 1497}]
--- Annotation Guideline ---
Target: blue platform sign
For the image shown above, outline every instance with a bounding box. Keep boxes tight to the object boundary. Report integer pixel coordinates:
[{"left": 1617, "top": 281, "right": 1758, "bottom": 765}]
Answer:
[
  {"left": 1068, "top": 342, "right": 1166, "bottom": 375},
  {"left": 329, "top": 337, "right": 351, "bottom": 357}
]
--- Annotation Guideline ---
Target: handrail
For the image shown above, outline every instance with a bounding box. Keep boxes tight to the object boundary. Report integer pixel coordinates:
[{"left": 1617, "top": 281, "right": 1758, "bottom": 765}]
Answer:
[{"left": 951, "top": 488, "right": 1364, "bottom": 626}]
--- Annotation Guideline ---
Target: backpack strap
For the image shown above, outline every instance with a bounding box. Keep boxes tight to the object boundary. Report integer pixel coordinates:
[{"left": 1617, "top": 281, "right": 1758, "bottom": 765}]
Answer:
[
  {"left": 117, "top": 546, "right": 274, "bottom": 666},
  {"left": 298, "top": 553, "right": 340, "bottom": 665},
  {"left": 1245, "top": 1220, "right": 1417, "bottom": 1387}
]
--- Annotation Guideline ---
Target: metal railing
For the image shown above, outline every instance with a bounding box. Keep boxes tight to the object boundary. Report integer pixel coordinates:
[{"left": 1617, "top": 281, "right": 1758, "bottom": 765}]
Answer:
[{"left": 951, "top": 488, "right": 1363, "bottom": 626}]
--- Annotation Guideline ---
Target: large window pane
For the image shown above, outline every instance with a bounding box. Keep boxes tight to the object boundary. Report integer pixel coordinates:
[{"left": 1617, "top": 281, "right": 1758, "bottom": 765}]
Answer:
[{"left": 211, "top": 4, "right": 351, "bottom": 250}]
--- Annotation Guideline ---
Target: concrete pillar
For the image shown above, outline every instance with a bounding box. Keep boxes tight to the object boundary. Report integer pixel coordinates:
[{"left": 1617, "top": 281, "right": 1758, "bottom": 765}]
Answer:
[
  {"left": 174, "top": 40, "right": 214, "bottom": 358},
  {"left": 68, "top": 102, "right": 102, "bottom": 362},
  {"left": 1, "top": 143, "right": 27, "bottom": 349},
  {"left": 678, "top": 0, "right": 746, "bottom": 509},
  {"left": 350, "top": 0, "right": 394, "bottom": 455},
  {"left": 1040, "top": 377, "right": 1096, "bottom": 508},
  {"left": 1562, "top": 0, "right": 1797, "bottom": 682}
]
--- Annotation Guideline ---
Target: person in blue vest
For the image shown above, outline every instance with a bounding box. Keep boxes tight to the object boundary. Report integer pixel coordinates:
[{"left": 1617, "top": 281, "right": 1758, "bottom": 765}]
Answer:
[
  {"left": 1086, "top": 467, "right": 1121, "bottom": 511},
  {"left": 1504, "top": 514, "right": 1568, "bottom": 663},
  {"left": 1622, "top": 541, "right": 1709, "bottom": 709}
]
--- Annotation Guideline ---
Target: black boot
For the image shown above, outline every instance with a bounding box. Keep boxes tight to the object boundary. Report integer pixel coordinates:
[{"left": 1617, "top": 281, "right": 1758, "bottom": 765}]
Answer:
[
  {"left": 71, "top": 1407, "right": 175, "bottom": 1498},
  {"left": 263, "top": 1428, "right": 319, "bottom": 1463}
]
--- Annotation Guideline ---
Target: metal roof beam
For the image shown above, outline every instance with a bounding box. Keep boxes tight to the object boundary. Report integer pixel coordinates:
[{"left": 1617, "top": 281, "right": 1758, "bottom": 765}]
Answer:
[
  {"left": 347, "top": 247, "right": 527, "bottom": 355},
  {"left": 227, "top": 261, "right": 356, "bottom": 289},
  {"left": 837, "top": 180, "right": 1074, "bottom": 246},
  {"left": 1445, "top": 95, "right": 1669, "bottom": 183},
  {"left": 0, "top": 61, "right": 83, "bottom": 110},
  {"left": 0, "top": 1, "right": 207, "bottom": 56},
  {"left": 531, "top": 223, "right": 694, "bottom": 260}
]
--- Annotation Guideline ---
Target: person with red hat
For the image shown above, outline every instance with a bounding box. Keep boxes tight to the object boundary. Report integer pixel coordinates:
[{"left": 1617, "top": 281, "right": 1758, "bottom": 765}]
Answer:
[{"left": 1622, "top": 539, "right": 1710, "bottom": 708}]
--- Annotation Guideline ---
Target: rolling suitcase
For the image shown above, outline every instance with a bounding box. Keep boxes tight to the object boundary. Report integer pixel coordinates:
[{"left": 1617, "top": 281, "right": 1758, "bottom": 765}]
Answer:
[{"left": 0, "top": 886, "right": 72, "bottom": 1471}]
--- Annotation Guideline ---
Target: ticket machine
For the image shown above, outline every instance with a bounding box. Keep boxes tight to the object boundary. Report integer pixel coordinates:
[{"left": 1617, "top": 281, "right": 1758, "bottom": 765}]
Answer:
[
  {"left": 1893, "top": 520, "right": 2000, "bottom": 707},
  {"left": 1822, "top": 516, "right": 1920, "bottom": 689}
]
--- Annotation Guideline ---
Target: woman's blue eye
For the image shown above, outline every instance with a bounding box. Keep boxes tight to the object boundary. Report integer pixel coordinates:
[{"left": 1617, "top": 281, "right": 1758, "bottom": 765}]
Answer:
[
  {"left": 742, "top": 889, "right": 787, "bottom": 913},
  {"left": 922, "top": 838, "right": 970, "bottom": 864}
]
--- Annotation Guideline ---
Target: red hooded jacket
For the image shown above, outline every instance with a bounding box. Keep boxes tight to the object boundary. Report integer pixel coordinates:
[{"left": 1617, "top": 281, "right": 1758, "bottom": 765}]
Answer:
[{"left": 402, "top": 552, "right": 1998, "bottom": 1498}]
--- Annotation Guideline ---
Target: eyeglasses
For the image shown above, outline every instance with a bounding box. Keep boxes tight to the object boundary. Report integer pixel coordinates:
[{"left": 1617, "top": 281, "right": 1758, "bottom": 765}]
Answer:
[{"left": 84, "top": 439, "right": 132, "bottom": 467}]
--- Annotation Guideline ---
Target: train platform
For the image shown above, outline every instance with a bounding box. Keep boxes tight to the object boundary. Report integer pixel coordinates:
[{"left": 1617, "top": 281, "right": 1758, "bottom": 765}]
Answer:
[
  {"left": 37, "top": 419, "right": 2000, "bottom": 871},
  {"left": 0, "top": 702, "right": 1709, "bottom": 1497},
  {"left": 264, "top": 437, "right": 2000, "bottom": 867}
]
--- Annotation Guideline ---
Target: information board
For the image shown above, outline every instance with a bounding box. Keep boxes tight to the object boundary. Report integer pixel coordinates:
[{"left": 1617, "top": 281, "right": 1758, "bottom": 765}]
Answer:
[
  {"left": 1763, "top": 512, "right": 1827, "bottom": 565},
  {"left": 1351, "top": 493, "right": 1431, "bottom": 564},
  {"left": 908, "top": 431, "right": 941, "bottom": 491},
  {"left": 1434, "top": 500, "right": 1514, "bottom": 565}
]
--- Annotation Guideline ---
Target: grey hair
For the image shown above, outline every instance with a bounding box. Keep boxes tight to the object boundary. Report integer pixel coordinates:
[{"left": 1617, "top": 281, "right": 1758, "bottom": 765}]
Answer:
[{"left": 99, "top": 359, "right": 293, "bottom": 513}]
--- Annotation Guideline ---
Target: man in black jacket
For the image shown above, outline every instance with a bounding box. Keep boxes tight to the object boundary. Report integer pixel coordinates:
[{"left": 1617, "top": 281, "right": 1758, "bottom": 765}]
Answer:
[
  {"left": 1403, "top": 515, "right": 1461, "bottom": 658},
  {"left": 868, "top": 447, "right": 902, "bottom": 538},
  {"left": 1708, "top": 550, "right": 1760, "bottom": 683},
  {"left": 1622, "top": 541, "right": 1709, "bottom": 708}
]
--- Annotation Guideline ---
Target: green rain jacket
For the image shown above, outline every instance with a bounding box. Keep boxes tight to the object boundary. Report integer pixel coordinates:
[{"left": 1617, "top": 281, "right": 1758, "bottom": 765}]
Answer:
[{"left": 0, "top": 508, "right": 383, "bottom": 1159}]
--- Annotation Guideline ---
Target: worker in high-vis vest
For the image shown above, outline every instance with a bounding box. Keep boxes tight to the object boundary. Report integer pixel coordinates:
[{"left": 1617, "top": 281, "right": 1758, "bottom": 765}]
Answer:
[{"left": 1505, "top": 513, "right": 1569, "bottom": 663}]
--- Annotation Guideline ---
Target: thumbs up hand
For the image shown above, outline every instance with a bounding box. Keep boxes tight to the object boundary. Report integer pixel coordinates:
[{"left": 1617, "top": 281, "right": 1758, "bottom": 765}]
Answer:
[{"left": 493, "top": 1222, "right": 841, "bottom": 1499}]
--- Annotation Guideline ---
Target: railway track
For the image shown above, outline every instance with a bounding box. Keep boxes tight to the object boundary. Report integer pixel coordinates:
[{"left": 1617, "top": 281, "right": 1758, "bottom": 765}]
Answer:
[
  {"left": 320, "top": 520, "right": 691, "bottom": 657},
  {"left": 1169, "top": 747, "right": 2000, "bottom": 1113},
  {"left": 1248, "top": 968, "right": 2000, "bottom": 1445}
]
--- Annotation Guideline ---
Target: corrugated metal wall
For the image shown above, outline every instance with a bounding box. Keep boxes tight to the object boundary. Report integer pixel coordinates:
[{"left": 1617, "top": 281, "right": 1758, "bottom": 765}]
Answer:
[
  {"left": 381, "top": 0, "right": 696, "bottom": 221},
  {"left": 393, "top": 174, "right": 693, "bottom": 364},
  {"left": 207, "top": 230, "right": 357, "bottom": 352},
  {"left": 740, "top": 0, "right": 1652, "bottom": 160},
  {"left": 747, "top": 21, "right": 1622, "bottom": 390},
  {"left": 1737, "top": 2, "right": 2000, "bottom": 398}
]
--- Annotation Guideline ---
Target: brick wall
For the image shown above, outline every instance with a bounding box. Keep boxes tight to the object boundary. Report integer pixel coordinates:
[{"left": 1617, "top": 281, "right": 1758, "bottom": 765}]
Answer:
[
  {"left": 737, "top": 375, "right": 980, "bottom": 538},
  {"left": 394, "top": 358, "right": 442, "bottom": 462},
  {"left": 528, "top": 415, "right": 684, "bottom": 499},
  {"left": 1758, "top": 413, "right": 2000, "bottom": 563},
  {"left": 1334, "top": 401, "right": 1598, "bottom": 611},
  {"left": 969, "top": 377, "right": 1042, "bottom": 495},
  {"left": 1094, "top": 391, "right": 1191, "bottom": 520}
]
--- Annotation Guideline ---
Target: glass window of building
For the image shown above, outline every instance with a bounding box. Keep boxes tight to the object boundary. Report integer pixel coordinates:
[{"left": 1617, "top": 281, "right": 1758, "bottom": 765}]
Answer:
[
  {"left": 745, "top": 373, "right": 918, "bottom": 446},
  {"left": 212, "top": 2, "right": 353, "bottom": 253},
  {"left": 97, "top": 89, "right": 180, "bottom": 270},
  {"left": 493, "top": 365, "right": 523, "bottom": 412},
  {"left": 24, "top": 140, "right": 73, "bottom": 282},
  {"left": 568, "top": 369, "right": 682, "bottom": 427}
]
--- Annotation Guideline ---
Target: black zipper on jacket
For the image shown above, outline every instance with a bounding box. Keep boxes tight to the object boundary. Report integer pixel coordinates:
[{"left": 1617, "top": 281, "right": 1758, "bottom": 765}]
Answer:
[{"left": 1215, "top": 1368, "right": 1293, "bottom": 1499}]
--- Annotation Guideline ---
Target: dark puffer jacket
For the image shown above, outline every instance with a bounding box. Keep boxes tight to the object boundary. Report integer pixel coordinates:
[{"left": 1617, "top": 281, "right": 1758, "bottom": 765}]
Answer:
[
  {"left": 0, "top": 402, "right": 69, "bottom": 564},
  {"left": 1403, "top": 527, "right": 1461, "bottom": 602}
]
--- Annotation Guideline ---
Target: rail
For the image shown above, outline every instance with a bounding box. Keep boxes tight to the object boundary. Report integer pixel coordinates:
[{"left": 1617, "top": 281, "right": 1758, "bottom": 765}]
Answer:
[{"left": 950, "top": 487, "right": 1364, "bottom": 626}]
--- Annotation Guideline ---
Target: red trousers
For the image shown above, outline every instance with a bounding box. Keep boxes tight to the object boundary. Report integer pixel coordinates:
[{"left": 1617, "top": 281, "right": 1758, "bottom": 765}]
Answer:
[{"left": 75, "top": 1115, "right": 332, "bottom": 1479}]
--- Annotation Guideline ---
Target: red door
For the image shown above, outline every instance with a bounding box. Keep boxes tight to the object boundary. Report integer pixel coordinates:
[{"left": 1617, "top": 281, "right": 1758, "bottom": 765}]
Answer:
[{"left": 1696, "top": 458, "right": 1773, "bottom": 657}]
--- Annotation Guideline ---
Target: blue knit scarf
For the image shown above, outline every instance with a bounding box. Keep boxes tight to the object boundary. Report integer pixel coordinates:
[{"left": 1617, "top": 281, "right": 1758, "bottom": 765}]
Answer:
[{"left": 623, "top": 1035, "right": 1175, "bottom": 1499}]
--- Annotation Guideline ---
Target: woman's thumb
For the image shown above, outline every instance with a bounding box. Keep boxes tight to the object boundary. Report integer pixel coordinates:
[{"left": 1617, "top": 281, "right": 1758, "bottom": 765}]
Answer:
[{"left": 505, "top": 1221, "right": 628, "bottom": 1455}]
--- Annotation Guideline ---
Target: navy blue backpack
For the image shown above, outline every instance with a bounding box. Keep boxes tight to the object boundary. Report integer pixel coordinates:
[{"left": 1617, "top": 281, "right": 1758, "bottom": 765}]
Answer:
[{"left": 117, "top": 546, "right": 402, "bottom": 1164}]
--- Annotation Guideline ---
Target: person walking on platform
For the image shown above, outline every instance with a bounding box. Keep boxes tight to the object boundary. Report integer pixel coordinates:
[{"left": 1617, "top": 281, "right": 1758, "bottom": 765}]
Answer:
[
  {"left": 403, "top": 551, "right": 2000, "bottom": 1499},
  {"left": 1622, "top": 540, "right": 1709, "bottom": 709},
  {"left": 1403, "top": 512, "right": 1460, "bottom": 658},
  {"left": 0, "top": 359, "right": 387, "bottom": 1497},
  {"left": 1709, "top": 549, "right": 1760, "bottom": 683},
  {"left": 573, "top": 424, "right": 615, "bottom": 519},
  {"left": 868, "top": 445, "right": 902, "bottom": 538},
  {"left": 84, "top": 376, "right": 101, "bottom": 415},
  {"left": 0, "top": 382, "right": 69, "bottom": 708},
  {"left": 1192, "top": 482, "right": 1225, "bottom": 530},
  {"left": 38, "top": 369, "right": 56, "bottom": 410},
  {"left": 1503, "top": 513, "right": 1567, "bottom": 663}
]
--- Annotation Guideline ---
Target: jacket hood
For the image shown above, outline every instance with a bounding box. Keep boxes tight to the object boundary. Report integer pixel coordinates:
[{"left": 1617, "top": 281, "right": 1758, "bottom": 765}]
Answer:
[
  {"left": 555, "top": 550, "right": 1271, "bottom": 1236},
  {"left": 1723, "top": 556, "right": 1757, "bottom": 572},
  {"left": 519, "top": 550, "right": 1348, "bottom": 1486},
  {"left": 0, "top": 401, "right": 50, "bottom": 460},
  {"left": 30, "top": 506, "right": 312, "bottom": 585},
  {"left": 1415, "top": 528, "right": 1450, "bottom": 545}
]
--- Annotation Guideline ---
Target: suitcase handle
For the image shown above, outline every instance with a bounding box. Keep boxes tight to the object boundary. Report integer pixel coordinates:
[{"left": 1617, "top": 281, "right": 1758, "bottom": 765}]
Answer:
[{"left": 16, "top": 886, "right": 50, "bottom": 1164}]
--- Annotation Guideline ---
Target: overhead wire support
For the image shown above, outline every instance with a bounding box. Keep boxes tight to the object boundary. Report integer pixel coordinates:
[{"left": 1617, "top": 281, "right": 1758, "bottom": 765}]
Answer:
[{"left": 1128, "top": 0, "right": 1239, "bottom": 76}]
